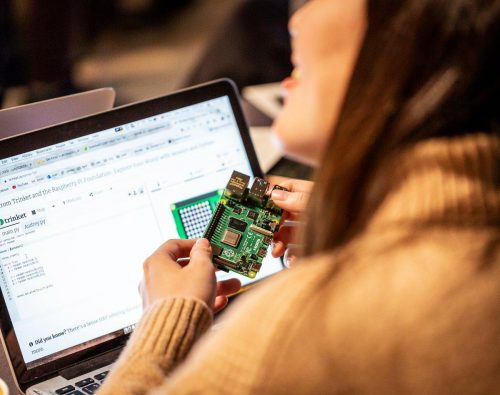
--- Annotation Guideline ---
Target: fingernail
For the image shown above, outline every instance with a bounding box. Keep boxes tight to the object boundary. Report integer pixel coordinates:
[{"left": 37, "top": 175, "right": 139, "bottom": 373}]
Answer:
[
  {"left": 195, "top": 238, "right": 210, "bottom": 248},
  {"left": 272, "top": 189, "right": 287, "bottom": 201}
]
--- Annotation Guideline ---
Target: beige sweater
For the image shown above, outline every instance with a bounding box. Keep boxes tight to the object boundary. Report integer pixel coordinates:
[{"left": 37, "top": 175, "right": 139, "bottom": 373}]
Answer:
[{"left": 98, "top": 133, "right": 500, "bottom": 394}]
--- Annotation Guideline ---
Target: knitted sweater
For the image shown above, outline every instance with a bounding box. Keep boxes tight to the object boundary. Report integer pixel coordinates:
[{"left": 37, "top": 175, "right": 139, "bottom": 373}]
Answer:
[{"left": 97, "top": 133, "right": 500, "bottom": 394}]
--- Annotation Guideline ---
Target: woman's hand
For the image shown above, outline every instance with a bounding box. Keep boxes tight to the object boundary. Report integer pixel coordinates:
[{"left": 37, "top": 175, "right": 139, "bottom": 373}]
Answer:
[
  {"left": 268, "top": 177, "right": 314, "bottom": 257},
  {"left": 140, "top": 238, "right": 241, "bottom": 313}
]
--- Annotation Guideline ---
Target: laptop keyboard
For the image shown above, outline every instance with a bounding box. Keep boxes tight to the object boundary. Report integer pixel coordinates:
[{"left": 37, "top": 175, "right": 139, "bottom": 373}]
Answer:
[{"left": 56, "top": 370, "right": 109, "bottom": 395}]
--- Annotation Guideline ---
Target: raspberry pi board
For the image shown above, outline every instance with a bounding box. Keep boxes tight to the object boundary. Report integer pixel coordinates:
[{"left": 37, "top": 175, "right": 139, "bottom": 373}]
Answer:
[{"left": 204, "top": 171, "right": 287, "bottom": 278}]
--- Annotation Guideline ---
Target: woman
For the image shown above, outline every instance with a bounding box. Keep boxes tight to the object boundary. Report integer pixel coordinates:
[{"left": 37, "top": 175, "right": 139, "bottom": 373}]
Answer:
[{"left": 99, "top": 0, "right": 500, "bottom": 393}]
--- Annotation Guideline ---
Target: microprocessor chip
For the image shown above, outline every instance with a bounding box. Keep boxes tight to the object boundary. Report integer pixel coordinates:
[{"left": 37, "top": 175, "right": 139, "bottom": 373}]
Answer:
[
  {"left": 247, "top": 210, "right": 258, "bottom": 221},
  {"left": 251, "top": 262, "right": 262, "bottom": 271},
  {"left": 228, "top": 217, "right": 247, "bottom": 232},
  {"left": 221, "top": 230, "right": 241, "bottom": 248}
]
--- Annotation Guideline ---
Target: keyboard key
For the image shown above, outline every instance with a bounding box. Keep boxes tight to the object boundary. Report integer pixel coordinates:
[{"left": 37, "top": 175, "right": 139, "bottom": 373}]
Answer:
[
  {"left": 94, "top": 371, "right": 109, "bottom": 381},
  {"left": 75, "top": 378, "right": 94, "bottom": 387},
  {"left": 82, "top": 383, "right": 100, "bottom": 394},
  {"left": 68, "top": 391, "right": 84, "bottom": 395},
  {"left": 56, "top": 385, "right": 76, "bottom": 394}
]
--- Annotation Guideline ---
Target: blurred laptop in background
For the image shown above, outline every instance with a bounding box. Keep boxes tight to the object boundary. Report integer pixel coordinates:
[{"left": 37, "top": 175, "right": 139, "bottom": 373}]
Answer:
[{"left": 0, "top": 88, "right": 115, "bottom": 140}]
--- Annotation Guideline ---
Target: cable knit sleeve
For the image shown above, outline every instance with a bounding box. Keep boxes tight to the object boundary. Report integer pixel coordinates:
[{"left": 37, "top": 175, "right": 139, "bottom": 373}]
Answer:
[{"left": 97, "top": 297, "right": 212, "bottom": 395}]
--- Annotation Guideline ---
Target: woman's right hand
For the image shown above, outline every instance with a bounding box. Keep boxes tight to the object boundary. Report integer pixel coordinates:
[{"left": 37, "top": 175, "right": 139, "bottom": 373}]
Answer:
[{"left": 268, "top": 177, "right": 314, "bottom": 258}]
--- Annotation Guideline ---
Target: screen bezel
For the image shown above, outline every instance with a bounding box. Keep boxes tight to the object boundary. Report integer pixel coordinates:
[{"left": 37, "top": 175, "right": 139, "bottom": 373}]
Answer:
[{"left": 0, "top": 79, "right": 268, "bottom": 390}]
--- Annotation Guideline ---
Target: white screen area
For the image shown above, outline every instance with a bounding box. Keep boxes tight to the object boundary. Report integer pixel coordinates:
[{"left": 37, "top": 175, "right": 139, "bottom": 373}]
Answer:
[{"left": 0, "top": 96, "right": 282, "bottom": 366}]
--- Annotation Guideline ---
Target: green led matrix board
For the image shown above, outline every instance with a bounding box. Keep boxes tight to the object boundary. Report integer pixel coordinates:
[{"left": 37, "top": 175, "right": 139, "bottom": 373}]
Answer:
[
  {"left": 204, "top": 171, "right": 288, "bottom": 278},
  {"left": 171, "top": 190, "right": 222, "bottom": 239}
]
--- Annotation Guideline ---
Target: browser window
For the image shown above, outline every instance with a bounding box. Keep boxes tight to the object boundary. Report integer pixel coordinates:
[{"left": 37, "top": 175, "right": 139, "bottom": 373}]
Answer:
[{"left": 0, "top": 96, "right": 282, "bottom": 368}]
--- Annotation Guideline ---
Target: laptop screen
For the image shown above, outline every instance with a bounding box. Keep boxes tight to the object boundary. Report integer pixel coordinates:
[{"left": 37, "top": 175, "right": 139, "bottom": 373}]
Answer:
[{"left": 0, "top": 94, "right": 283, "bottom": 370}]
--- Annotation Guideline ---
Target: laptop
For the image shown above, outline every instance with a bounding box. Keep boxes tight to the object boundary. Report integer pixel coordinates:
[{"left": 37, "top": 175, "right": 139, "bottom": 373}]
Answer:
[
  {"left": 0, "top": 88, "right": 116, "bottom": 140},
  {"left": 0, "top": 79, "right": 284, "bottom": 394},
  {"left": 242, "top": 83, "right": 283, "bottom": 120}
]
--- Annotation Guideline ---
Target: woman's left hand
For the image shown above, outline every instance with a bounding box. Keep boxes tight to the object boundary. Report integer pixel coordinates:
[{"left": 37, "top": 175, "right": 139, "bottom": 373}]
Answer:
[{"left": 140, "top": 238, "right": 241, "bottom": 313}]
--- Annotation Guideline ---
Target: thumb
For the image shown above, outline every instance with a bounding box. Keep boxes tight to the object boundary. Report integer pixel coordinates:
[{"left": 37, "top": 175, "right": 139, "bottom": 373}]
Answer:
[
  {"left": 189, "top": 238, "right": 213, "bottom": 267},
  {"left": 271, "top": 189, "right": 308, "bottom": 213}
]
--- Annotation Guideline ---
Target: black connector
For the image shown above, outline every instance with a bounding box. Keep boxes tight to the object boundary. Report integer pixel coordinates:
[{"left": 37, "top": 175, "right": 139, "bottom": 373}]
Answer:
[{"left": 204, "top": 203, "right": 225, "bottom": 240}]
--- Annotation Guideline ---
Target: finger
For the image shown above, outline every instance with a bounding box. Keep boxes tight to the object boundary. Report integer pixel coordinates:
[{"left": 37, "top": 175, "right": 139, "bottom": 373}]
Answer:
[
  {"left": 277, "top": 210, "right": 303, "bottom": 225},
  {"left": 216, "top": 278, "right": 241, "bottom": 296},
  {"left": 153, "top": 239, "right": 197, "bottom": 262},
  {"left": 272, "top": 218, "right": 295, "bottom": 257},
  {"left": 271, "top": 178, "right": 314, "bottom": 193},
  {"left": 274, "top": 223, "right": 293, "bottom": 244},
  {"left": 189, "top": 238, "right": 213, "bottom": 268},
  {"left": 271, "top": 189, "right": 309, "bottom": 213},
  {"left": 272, "top": 240, "right": 287, "bottom": 257},
  {"left": 213, "top": 295, "right": 229, "bottom": 313}
]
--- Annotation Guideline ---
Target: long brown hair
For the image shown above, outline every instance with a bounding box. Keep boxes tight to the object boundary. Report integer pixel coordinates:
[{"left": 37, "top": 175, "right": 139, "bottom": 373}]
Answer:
[{"left": 302, "top": 0, "right": 500, "bottom": 256}]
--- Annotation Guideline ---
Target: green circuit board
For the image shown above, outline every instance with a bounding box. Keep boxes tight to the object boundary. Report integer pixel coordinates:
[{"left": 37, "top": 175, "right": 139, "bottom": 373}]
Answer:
[
  {"left": 204, "top": 171, "right": 288, "bottom": 278},
  {"left": 170, "top": 190, "right": 222, "bottom": 239}
]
